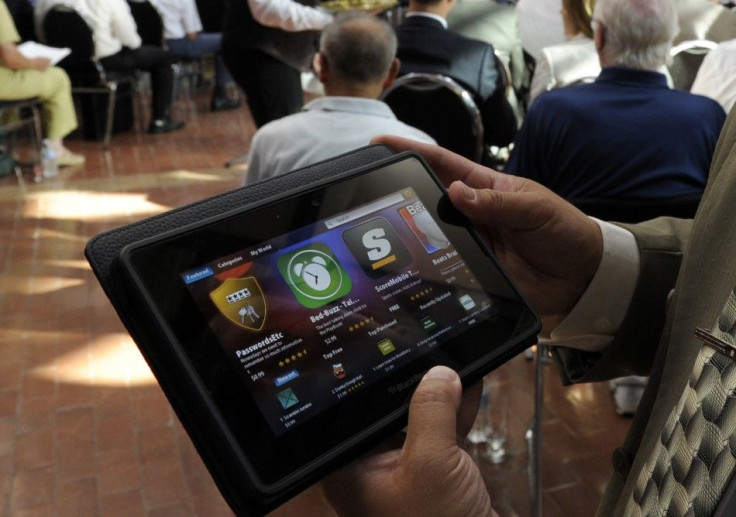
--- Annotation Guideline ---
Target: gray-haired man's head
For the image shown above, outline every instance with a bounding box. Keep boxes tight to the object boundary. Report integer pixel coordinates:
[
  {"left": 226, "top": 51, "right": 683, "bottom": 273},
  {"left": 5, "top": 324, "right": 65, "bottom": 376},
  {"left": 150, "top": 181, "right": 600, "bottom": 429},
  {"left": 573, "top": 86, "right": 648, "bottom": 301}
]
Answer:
[
  {"left": 316, "top": 12, "right": 399, "bottom": 96},
  {"left": 592, "top": 0, "right": 678, "bottom": 70}
]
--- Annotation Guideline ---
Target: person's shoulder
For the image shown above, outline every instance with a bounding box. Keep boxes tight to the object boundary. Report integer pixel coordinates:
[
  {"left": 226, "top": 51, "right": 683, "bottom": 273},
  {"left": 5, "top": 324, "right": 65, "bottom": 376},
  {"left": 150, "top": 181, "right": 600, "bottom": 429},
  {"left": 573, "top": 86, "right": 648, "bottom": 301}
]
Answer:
[
  {"left": 250, "top": 112, "right": 307, "bottom": 146},
  {"left": 532, "top": 84, "right": 593, "bottom": 109},
  {"left": 445, "top": 27, "right": 495, "bottom": 54},
  {"left": 663, "top": 88, "right": 726, "bottom": 117}
]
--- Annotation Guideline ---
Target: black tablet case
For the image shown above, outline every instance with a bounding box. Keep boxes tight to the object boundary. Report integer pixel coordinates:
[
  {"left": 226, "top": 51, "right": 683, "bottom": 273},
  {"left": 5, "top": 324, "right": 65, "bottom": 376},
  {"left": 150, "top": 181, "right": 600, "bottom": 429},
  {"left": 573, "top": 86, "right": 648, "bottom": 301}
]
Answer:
[{"left": 85, "top": 145, "right": 397, "bottom": 516}]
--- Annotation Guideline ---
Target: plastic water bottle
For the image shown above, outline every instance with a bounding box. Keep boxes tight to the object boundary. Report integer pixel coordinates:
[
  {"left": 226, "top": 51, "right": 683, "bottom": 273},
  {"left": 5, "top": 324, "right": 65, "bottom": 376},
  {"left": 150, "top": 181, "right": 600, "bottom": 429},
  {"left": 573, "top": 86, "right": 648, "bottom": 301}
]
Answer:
[{"left": 41, "top": 140, "right": 58, "bottom": 179}]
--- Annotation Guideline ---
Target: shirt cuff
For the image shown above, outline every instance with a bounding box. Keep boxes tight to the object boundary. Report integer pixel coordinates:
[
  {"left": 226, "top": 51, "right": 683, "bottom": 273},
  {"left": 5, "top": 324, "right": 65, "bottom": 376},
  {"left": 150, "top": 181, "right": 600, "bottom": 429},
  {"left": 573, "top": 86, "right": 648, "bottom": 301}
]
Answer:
[{"left": 544, "top": 219, "right": 639, "bottom": 352}]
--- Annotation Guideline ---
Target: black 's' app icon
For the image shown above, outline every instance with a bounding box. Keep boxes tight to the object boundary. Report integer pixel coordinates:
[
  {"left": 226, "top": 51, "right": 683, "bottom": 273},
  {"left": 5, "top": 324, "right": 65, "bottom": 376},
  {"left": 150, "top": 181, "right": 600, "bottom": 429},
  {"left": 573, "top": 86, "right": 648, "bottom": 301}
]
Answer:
[{"left": 343, "top": 218, "right": 412, "bottom": 278}]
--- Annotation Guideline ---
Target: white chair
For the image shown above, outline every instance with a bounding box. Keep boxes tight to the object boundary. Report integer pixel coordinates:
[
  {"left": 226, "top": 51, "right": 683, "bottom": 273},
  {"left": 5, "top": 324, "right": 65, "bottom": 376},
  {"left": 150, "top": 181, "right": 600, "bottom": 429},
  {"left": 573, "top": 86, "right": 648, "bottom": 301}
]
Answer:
[{"left": 668, "top": 39, "right": 718, "bottom": 91}]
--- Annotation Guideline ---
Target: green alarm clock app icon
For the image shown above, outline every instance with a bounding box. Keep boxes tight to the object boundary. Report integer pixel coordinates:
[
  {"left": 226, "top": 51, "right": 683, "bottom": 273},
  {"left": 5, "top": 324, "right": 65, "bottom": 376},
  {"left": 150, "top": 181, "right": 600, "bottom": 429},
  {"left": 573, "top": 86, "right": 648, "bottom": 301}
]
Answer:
[{"left": 277, "top": 242, "right": 353, "bottom": 309}]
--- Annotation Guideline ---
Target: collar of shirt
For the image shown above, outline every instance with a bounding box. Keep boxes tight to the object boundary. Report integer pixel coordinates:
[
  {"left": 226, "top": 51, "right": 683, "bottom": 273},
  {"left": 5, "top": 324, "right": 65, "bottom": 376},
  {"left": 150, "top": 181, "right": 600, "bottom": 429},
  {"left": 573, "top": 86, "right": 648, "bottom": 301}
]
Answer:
[
  {"left": 596, "top": 66, "right": 669, "bottom": 88},
  {"left": 302, "top": 96, "right": 397, "bottom": 119},
  {"left": 405, "top": 12, "right": 448, "bottom": 29}
]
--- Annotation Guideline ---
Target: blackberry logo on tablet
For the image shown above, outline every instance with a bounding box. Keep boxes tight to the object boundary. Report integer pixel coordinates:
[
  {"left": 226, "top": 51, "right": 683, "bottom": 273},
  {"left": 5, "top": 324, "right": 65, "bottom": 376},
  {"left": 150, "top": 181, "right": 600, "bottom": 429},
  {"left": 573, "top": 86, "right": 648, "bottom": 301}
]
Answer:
[
  {"left": 343, "top": 218, "right": 411, "bottom": 278},
  {"left": 277, "top": 242, "right": 352, "bottom": 309},
  {"left": 209, "top": 277, "right": 267, "bottom": 331}
]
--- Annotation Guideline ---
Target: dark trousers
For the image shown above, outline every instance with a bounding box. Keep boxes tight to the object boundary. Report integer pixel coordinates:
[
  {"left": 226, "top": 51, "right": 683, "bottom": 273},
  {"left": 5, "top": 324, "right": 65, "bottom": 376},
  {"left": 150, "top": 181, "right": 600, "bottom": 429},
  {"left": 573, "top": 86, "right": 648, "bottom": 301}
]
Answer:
[
  {"left": 100, "top": 46, "right": 176, "bottom": 121},
  {"left": 222, "top": 48, "right": 302, "bottom": 127}
]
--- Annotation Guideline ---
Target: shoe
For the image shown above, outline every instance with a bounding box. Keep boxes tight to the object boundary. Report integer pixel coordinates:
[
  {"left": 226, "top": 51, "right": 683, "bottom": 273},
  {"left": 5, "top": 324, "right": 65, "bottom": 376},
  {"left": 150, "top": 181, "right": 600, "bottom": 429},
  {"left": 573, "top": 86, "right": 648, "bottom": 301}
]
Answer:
[
  {"left": 611, "top": 376, "right": 647, "bottom": 416},
  {"left": 56, "top": 149, "right": 85, "bottom": 167},
  {"left": 148, "top": 118, "right": 186, "bottom": 134},
  {"left": 211, "top": 96, "right": 241, "bottom": 112}
]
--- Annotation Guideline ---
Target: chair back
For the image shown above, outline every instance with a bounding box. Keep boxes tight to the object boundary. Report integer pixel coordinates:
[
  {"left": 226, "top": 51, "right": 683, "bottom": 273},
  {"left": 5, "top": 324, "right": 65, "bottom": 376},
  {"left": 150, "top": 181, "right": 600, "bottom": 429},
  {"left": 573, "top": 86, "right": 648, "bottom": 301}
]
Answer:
[
  {"left": 127, "top": 0, "right": 165, "bottom": 48},
  {"left": 381, "top": 73, "right": 484, "bottom": 162},
  {"left": 494, "top": 49, "right": 512, "bottom": 98},
  {"left": 668, "top": 39, "right": 717, "bottom": 91},
  {"left": 42, "top": 6, "right": 100, "bottom": 81},
  {"left": 569, "top": 194, "right": 702, "bottom": 223}
]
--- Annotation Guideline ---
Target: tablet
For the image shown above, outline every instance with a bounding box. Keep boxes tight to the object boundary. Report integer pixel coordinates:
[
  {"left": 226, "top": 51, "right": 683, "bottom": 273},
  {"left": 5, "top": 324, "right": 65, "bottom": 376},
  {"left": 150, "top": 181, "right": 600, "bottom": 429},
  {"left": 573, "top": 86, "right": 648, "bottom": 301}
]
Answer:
[{"left": 118, "top": 153, "right": 540, "bottom": 511}]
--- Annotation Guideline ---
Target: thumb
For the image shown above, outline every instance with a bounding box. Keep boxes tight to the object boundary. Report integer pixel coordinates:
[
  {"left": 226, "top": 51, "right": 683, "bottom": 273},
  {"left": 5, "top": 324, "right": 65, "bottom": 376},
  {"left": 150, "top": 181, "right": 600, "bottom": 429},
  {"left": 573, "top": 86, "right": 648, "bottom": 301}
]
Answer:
[
  {"left": 403, "top": 366, "right": 462, "bottom": 457},
  {"left": 448, "top": 180, "right": 548, "bottom": 232}
]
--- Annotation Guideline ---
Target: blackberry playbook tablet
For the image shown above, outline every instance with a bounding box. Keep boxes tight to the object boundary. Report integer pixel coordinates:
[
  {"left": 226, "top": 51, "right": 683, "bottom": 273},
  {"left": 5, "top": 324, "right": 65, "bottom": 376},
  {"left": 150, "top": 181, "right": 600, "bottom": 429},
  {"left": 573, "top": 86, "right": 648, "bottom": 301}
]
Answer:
[{"left": 118, "top": 153, "right": 540, "bottom": 513}]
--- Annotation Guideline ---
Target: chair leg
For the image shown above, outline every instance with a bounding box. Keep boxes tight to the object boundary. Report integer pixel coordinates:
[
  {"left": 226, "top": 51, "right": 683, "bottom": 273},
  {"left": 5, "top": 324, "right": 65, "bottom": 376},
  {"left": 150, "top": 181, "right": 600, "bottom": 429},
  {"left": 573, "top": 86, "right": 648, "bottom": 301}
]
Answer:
[
  {"left": 30, "top": 103, "right": 44, "bottom": 163},
  {"left": 104, "top": 84, "right": 118, "bottom": 149},
  {"left": 527, "top": 344, "right": 546, "bottom": 517}
]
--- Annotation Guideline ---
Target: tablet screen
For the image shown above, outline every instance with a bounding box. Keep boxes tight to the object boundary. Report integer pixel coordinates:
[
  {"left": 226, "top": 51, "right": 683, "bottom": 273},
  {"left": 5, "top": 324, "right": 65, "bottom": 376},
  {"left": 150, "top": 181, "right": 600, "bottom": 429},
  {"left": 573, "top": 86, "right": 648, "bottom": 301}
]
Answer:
[{"left": 181, "top": 187, "right": 496, "bottom": 436}]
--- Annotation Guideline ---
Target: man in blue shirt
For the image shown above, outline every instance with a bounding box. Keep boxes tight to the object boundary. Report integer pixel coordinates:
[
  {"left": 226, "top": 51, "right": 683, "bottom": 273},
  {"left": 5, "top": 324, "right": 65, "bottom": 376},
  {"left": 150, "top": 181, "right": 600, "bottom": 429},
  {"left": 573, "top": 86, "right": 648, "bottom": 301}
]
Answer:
[{"left": 505, "top": 0, "right": 726, "bottom": 200}]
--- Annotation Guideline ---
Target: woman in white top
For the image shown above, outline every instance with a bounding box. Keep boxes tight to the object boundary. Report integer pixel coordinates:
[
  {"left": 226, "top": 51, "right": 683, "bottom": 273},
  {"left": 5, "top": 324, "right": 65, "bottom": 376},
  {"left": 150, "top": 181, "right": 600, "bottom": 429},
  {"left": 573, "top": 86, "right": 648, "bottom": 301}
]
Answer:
[{"left": 528, "top": 0, "right": 600, "bottom": 105}]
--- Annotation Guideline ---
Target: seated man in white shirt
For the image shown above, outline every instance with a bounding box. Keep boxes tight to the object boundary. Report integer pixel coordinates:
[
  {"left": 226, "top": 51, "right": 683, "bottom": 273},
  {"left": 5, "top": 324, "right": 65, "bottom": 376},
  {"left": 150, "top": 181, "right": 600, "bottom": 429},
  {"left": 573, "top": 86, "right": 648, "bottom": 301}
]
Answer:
[
  {"left": 244, "top": 12, "right": 435, "bottom": 185},
  {"left": 148, "top": 0, "right": 240, "bottom": 112}
]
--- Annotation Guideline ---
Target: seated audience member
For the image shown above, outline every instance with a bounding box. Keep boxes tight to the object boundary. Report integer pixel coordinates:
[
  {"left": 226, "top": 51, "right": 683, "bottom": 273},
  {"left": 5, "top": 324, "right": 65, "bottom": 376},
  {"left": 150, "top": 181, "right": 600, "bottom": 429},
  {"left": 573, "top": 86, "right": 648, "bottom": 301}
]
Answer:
[
  {"left": 322, "top": 96, "right": 736, "bottom": 515},
  {"left": 221, "top": 0, "right": 332, "bottom": 128},
  {"left": 244, "top": 13, "right": 435, "bottom": 184},
  {"left": 35, "top": 0, "right": 185, "bottom": 134},
  {"left": 528, "top": 0, "right": 599, "bottom": 104},
  {"left": 505, "top": 0, "right": 726, "bottom": 200},
  {"left": 148, "top": 0, "right": 240, "bottom": 112},
  {"left": 690, "top": 38, "right": 736, "bottom": 115},
  {"left": 446, "top": 0, "right": 524, "bottom": 106},
  {"left": 0, "top": 0, "right": 84, "bottom": 166},
  {"left": 395, "top": 0, "right": 518, "bottom": 148}
]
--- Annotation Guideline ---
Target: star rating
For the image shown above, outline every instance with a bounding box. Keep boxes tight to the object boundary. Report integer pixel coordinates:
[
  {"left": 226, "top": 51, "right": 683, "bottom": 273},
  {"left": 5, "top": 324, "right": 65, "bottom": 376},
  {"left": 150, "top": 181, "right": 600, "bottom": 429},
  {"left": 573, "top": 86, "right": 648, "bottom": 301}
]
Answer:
[
  {"left": 346, "top": 381, "right": 364, "bottom": 393},
  {"left": 349, "top": 316, "right": 374, "bottom": 332},
  {"left": 278, "top": 349, "right": 307, "bottom": 367},
  {"left": 410, "top": 287, "right": 434, "bottom": 302}
]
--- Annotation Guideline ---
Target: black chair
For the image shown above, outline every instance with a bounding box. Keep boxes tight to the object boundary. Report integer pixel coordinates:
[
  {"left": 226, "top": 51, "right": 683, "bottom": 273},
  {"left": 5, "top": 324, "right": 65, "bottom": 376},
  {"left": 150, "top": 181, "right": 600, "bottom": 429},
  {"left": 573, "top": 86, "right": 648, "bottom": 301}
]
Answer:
[
  {"left": 381, "top": 73, "right": 485, "bottom": 162},
  {"left": 518, "top": 49, "right": 536, "bottom": 115},
  {"left": 126, "top": 0, "right": 165, "bottom": 47},
  {"left": 668, "top": 39, "right": 717, "bottom": 91},
  {"left": 569, "top": 194, "right": 702, "bottom": 223},
  {"left": 0, "top": 97, "right": 43, "bottom": 179},
  {"left": 43, "top": 6, "right": 138, "bottom": 148}
]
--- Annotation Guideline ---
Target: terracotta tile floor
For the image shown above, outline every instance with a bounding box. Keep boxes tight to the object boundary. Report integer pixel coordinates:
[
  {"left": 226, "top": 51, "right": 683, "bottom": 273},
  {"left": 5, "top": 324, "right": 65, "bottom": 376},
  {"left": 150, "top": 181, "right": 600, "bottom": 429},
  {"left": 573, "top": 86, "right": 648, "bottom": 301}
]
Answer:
[{"left": 0, "top": 91, "right": 631, "bottom": 516}]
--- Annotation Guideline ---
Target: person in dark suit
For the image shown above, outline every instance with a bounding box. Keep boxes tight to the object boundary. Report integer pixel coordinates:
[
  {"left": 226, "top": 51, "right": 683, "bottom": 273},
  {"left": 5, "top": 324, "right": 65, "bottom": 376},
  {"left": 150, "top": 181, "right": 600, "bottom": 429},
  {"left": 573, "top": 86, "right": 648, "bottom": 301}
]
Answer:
[{"left": 395, "top": 0, "right": 518, "bottom": 148}]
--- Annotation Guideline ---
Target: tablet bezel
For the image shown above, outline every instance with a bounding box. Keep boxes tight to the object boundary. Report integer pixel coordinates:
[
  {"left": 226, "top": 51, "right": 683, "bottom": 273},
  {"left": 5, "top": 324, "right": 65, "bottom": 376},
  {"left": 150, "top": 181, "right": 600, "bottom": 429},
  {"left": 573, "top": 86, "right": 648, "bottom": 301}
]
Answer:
[{"left": 118, "top": 153, "right": 540, "bottom": 500}]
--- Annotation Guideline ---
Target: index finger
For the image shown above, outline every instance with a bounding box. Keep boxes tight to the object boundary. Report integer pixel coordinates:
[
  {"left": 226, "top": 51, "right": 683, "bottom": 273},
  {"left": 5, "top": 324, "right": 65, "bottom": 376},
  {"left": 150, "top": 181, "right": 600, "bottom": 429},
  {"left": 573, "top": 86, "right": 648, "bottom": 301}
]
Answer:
[{"left": 370, "top": 135, "right": 501, "bottom": 190}]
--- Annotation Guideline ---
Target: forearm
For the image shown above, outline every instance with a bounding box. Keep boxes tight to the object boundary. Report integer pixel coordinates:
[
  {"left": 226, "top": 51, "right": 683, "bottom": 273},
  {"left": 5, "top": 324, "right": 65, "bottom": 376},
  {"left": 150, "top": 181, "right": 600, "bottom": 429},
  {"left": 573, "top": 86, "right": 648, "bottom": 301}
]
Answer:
[
  {"left": 111, "top": 0, "right": 142, "bottom": 49},
  {"left": 247, "top": 0, "right": 332, "bottom": 32},
  {"left": 182, "top": 0, "right": 203, "bottom": 34},
  {"left": 552, "top": 217, "right": 692, "bottom": 384},
  {"left": 0, "top": 43, "right": 44, "bottom": 70}
]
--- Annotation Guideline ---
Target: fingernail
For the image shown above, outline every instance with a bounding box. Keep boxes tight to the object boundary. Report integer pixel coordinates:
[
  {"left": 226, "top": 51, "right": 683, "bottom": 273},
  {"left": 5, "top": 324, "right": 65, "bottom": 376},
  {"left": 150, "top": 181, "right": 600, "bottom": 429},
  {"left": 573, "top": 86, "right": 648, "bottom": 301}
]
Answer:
[
  {"left": 423, "top": 366, "right": 458, "bottom": 382},
  {"left": 458, "top": 182, "right": 476, "bottom": 201}
]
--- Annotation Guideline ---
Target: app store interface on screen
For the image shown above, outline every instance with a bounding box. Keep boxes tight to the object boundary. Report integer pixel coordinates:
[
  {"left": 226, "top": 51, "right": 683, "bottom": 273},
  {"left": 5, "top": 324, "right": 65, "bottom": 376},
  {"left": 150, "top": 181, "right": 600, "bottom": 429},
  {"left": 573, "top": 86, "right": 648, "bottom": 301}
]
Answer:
[{"left": 182, "top": 188, "right": 498, "bottom": 435}]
